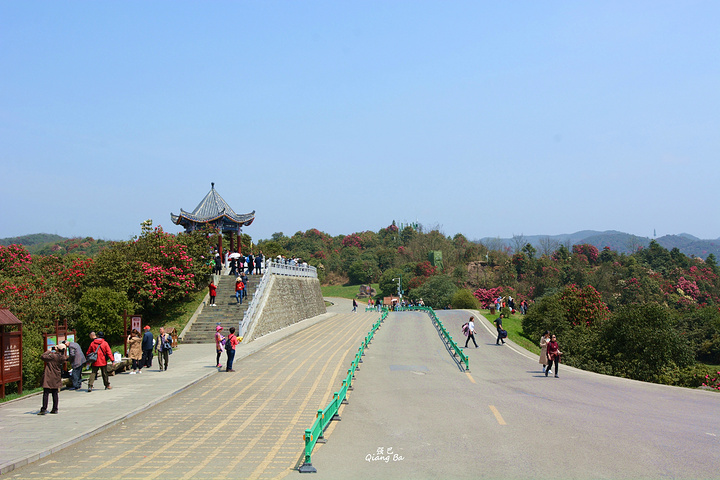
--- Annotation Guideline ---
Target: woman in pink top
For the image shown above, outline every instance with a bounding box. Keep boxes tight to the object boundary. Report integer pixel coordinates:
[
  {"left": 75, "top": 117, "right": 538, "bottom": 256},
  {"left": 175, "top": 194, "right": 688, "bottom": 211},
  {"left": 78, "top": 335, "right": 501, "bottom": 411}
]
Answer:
[{"left": 215, "top": 325, "right": 225, "bottom": 368}]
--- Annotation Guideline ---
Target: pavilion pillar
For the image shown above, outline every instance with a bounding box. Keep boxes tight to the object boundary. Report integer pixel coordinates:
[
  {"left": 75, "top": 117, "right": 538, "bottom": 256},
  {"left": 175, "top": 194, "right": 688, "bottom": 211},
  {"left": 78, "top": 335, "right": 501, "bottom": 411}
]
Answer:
[
  {"left": 230, "top": 233, "right": 235, "bottom": 254},
  {"left": 218, "top": 233, "right": 223, "bottom": 265}
]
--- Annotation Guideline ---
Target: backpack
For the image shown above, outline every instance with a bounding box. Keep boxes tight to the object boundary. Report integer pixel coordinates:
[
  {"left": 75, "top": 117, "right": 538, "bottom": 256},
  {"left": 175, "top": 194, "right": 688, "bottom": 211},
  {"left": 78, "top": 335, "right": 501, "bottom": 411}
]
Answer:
[
  {"left": 500, "top": 329, "right": 508, "bottom": 339},
  {"left": 85, "top": 342, "right": 101, "bottom": 365},
  {"left": 461, "top": 323, "right": 469, "bottom": 337}
]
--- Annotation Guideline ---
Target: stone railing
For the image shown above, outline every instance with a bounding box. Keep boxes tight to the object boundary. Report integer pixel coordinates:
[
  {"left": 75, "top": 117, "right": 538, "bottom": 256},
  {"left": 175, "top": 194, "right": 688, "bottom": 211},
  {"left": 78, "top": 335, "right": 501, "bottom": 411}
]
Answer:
[{"left": 239, "top": 261, "right": 318, "bottom": 339}]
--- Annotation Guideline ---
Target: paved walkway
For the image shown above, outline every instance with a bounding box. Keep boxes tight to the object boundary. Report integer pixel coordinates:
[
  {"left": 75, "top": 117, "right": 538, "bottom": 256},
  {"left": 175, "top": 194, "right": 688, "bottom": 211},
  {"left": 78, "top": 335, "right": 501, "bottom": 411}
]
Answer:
[{"left": 0, "top": 298, "right": 364, "bottom": 477}]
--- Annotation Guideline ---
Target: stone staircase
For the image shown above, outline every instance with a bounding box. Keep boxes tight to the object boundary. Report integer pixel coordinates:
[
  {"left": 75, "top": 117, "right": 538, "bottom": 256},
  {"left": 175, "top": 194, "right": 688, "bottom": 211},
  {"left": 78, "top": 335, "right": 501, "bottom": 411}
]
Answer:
[{"left": 181, "top": 274, "right": 263, "bottom": 343}]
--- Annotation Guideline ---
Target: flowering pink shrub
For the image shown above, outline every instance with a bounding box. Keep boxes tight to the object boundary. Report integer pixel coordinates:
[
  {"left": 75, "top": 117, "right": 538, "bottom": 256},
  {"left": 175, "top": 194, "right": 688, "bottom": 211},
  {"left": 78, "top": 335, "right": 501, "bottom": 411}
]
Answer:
[
  {"left": 473, "top": 286, "right": 505, "bottom": 308},
  {"left": 702, "top": 372, "right": 720, "bottom": 391},
  {"left": 676, "top": 277, "right": 700, "bottom": 300},
  {"left": 341, "top": 234, "right": 362, "bottom": 249},
  {"left": 573, "top": 244, "right": 599, "bottom": 264},
  {"left": 0, "top": 245, "right": 33, "bottom": 276},
  {"left": 559, "top": 284, "right": 609, "bottom": 327}
]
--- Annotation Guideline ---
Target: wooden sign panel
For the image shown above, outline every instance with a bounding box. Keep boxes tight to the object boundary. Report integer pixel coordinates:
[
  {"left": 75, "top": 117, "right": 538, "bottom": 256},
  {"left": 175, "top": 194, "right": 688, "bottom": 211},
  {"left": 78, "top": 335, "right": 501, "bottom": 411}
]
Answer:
[{"left": 2, "top": 334, "right": 22, "bottom": 382}]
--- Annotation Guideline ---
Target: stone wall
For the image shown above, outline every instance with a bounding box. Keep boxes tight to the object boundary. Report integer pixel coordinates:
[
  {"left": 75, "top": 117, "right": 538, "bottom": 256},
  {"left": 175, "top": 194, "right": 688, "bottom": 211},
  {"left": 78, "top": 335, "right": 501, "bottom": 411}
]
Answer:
[{"left": 244, "top": 275, "right": 326, "bottom": 342}]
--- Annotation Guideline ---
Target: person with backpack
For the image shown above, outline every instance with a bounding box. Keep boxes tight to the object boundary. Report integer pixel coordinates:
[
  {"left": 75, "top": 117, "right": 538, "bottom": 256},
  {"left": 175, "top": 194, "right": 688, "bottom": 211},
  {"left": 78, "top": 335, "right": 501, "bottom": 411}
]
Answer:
[
  {"left": 86, "top": 331, "right": 113, "bottom": 392},
  {"left": 246, "top": 253, "right": 254, "bottom": 275},
  {"left": 463, "top": 317, "right": 478, "bottom": 348},
  {"left": 225, "top": 327, "right": 238, "bottom": 372},
  {"left": 494, "top": 314, "right": 506, "bottom": 345},
  {"left": 215, "top": 325, "right": 225, "bottom": 368}
]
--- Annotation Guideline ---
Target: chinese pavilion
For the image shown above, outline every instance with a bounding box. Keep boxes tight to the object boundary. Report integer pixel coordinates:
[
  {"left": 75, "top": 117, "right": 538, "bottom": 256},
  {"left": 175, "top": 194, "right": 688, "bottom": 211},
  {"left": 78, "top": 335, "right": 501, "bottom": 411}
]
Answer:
[{"left": 171, "top": 183, "right": 254, "bottom": 258}]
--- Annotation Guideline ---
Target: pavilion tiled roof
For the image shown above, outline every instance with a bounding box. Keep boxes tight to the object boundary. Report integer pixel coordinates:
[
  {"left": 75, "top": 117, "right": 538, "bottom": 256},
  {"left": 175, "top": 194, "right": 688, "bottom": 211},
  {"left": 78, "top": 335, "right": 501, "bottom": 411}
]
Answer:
[{"left": 171, "top": 183, "right": 255, "bottom": 229}]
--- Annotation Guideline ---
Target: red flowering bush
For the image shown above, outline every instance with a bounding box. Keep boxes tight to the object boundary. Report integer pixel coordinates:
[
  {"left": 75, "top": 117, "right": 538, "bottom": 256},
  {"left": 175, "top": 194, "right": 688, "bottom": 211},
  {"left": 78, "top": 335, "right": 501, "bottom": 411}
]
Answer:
[
  {"left": 702, "top": 372, "right": 720, "bottom": 391},
  {"left": 341, "top": 234, "right": 362, "bottom": 249},
  {"left": 0, "top": 244, "right": 33, "bottom": 277},
  {"left": 559, "top": 284, "right": 610, "bottom": 327},
  {"left": 676, "top": 277, "right": 700, "bottom": 300}
]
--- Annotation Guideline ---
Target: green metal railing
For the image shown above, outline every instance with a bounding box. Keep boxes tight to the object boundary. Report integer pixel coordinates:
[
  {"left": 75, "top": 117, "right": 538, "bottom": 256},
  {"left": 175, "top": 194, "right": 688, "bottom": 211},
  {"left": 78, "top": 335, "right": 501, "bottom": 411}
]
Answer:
[
  {"left": 409, "top": 306, "right": 470, "bottom": 371},
  {"left": 300, "top": 308, "right": 388, "bottom": 473}
]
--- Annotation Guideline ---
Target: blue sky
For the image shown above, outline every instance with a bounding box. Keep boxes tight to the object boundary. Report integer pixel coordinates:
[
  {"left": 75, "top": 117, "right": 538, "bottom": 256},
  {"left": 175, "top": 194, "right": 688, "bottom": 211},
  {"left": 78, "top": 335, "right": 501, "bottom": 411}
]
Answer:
[{"left": 2, "top": 1, "right": 719, "bottom": 243}]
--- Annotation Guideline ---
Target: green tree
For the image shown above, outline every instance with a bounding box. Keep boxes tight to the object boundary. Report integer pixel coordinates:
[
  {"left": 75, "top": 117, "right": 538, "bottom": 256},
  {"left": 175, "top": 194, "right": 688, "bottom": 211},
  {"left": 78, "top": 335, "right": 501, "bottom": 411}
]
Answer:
[
  {"left": 378, "top": 268, "right": 405, "bottom": 298},
  {"left": 348, "top": 260, "right": 380, "bottom": 285},
  {"left": 408, "top": 275, "right": 457, "bottom": 309},
  {"left": 451, "top": 289, "right": 480, "bottom": 309},
  {"left": 76, "top": 287, "right": 135, "bottom": 347},
  {"left": 595, "top": 303, "right": 693, "bottom": 383}
]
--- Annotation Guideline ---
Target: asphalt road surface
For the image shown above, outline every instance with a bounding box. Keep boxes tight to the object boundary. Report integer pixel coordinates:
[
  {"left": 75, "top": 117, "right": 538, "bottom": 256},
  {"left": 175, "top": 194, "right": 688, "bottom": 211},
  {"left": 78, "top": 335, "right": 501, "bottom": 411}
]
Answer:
[{"left": 310, "top": 309, "right": 720, "bottom": 480}]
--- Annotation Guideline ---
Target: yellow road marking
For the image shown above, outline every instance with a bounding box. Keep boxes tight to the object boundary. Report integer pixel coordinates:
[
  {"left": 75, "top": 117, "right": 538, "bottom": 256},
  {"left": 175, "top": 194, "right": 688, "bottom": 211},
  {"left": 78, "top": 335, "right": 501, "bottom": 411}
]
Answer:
[
  {"left": 489, "top": 405, "right": 506, "bottom": 425},
  {"left": 466, "top": 372, "right": 476, "bottom": 384}
]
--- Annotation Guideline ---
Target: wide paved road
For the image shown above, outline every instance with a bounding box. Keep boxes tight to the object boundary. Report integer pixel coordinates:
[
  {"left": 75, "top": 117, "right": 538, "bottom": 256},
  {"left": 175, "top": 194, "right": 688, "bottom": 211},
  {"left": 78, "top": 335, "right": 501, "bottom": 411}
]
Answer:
[
  {"left": 311, "top": 309, "right": 720, "bottom": 480},
  {"left": 6, "top": 308, "right": 380, "bottom": 480}
]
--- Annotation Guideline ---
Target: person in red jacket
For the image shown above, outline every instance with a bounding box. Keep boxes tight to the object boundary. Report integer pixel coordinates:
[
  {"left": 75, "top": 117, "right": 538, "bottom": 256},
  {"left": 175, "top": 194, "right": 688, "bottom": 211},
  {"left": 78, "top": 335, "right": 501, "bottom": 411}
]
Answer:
[
  {"left": 86, "top": 331, "right": 114, "bottom": 392},
  {"left": 209, "top": 281, "right": 217, "bottom": 307}
]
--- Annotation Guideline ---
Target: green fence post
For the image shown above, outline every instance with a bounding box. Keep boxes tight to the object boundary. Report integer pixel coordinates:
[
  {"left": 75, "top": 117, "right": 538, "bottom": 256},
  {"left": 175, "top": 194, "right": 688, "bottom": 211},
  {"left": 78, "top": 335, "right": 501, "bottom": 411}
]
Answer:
[{"left": 299, "top": 429, "right": 317, "bottom": 473}]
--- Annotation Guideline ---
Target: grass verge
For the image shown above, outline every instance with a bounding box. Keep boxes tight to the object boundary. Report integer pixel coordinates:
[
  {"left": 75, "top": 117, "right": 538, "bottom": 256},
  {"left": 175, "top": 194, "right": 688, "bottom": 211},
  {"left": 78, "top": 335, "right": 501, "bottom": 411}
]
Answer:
[
  {"left": 321, "top": 283, "right": 378, "bottom": 300},
  {"left": 479, "top": 309, "right": 539, "bottom": 355}
]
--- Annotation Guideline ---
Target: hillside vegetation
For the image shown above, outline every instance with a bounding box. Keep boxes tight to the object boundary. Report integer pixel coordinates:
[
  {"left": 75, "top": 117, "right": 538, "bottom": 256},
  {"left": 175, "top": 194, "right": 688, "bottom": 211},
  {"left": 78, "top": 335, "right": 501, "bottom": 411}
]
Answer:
[
  {"left": 3, "top": 223, "right": 720, "bottom": 392},
  {"left": 260, "top": 224, "right": 720, "bottom": 390}
]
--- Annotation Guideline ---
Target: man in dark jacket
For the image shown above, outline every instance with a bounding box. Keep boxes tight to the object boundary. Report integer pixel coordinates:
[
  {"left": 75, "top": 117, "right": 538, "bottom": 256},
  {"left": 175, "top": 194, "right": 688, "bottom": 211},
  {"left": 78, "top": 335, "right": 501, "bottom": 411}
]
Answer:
[
  {"left": 142, "top": 325, "right": 154, "bottom": 368},
  {"left": 63, "top": 339, "right": 86, "bottom": 389},
  {"left": 246, "top": 254, "right": 254, "bottom": 275},
  {"left": 254, "top": 252, "right": 263, "bottom": 275},
  {"left": 39, "top": 343, "right": 68, "bottom": 415}
]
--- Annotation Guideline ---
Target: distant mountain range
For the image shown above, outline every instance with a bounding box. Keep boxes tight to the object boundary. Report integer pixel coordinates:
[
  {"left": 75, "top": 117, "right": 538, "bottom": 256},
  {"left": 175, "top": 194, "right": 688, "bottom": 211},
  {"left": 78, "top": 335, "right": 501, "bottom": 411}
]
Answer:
[
  {"left": 479, "top": 230, "right": 720, "bottom": 259},
  {"left": 3, "top": 231, "right": 719, "bottom": 260},
  {"left": 0, "top": 233, "right": 110, "bottom": 256}
]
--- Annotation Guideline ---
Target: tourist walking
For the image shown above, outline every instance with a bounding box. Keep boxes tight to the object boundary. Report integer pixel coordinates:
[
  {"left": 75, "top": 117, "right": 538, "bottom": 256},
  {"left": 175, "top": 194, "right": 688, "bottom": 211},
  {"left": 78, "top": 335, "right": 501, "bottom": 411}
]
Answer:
[
  {"left": 545, "top": 334, "right": 562, "bottom": 378},
  {"left": 155, "top": 327, "right": 172, "bottom": 371},
  {"left": 464, "top": 317, "right": 478, "bottom": 348},
  {"left": 142, "top": 325, "right": 154, "bottom": 368},
  {"left": 63, "top": 339, "right": 86, "bottom": 389},
  {"left": 539, "top": 331, "right": 551, "bottom": 374},
  {"left": 352, "top": 299, "right": 358, "bottom": 313},
  {"left": 128, "top": 329, "right": 143, "bottom": 374},
  {"left": 494, "top": 314, "right": 506, "bottom": 345},
  {"left": 240, "top": 272, "right": 248, "bottom": 301},
  {"left": 247, "top": 253, "right": 254, "bottom": 275},
  {"left": 38, "top": 343, "right": 68, "bottom": 414},
  {"left": 209, "top": 281, "right": 217, "bottom": 306},
  {"left": 225, "top": 327, "right": 238, "bottom": 372},
  {"left": 215, "top": 325, "right": 225, "bottom": 368},
  {"left": 235, "top": 277, "right": 244, "bottom": 304},
  {"left": 87, "top": 331, "right": 113, "bottom": 392},
  {"left": 255, "top": 252, "right": 263, "bottom": 275},
  {"left": 214, "top": 252, "right": 222, "bottom": 275}
]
